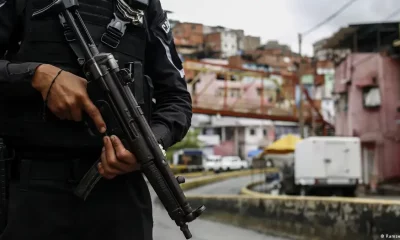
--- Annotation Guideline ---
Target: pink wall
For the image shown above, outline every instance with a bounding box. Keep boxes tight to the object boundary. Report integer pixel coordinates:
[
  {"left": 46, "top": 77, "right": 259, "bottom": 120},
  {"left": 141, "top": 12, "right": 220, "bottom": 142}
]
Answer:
[
  {"left": 334, "top": 53, "right": 400, "bottom": 182},
  {"left": 213, "top": 141, "right": 235, "bottom": 156},
  {"left": 192, "top": 73, "right": 274, "bottom": 111}
]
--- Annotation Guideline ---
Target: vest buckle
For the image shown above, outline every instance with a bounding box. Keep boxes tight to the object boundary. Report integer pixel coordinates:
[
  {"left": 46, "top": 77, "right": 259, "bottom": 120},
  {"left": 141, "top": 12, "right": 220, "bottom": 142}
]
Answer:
[
  {"left": 60, "top": 16, "right": 76, "bottom": 42},
  {"left": 101, "top": 27, "right": 122, "bottom": 49},
  {"left": 100, "top": 13, "right": 129, "bottom": 49},
  {"left": 64, "top": 29, "right": 76, "bottom": 42}
]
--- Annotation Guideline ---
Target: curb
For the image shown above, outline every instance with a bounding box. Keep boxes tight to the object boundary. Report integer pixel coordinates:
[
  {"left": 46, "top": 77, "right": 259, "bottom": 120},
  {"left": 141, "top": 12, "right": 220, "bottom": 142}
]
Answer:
[
  {"left": 239, "top": 180, "right": 266, "bottom": 196},
  {"left": 178, "top": 167, "right": 279, "bottom": 179},
  {"left": 178, "top": 171, "right": 215, "bottom": 179},
  {"left": 181, "top": 168, "right": 277, "bottom": 191},
  {"left": 239, "top": 180, "right": 400, "bottom": 204}
]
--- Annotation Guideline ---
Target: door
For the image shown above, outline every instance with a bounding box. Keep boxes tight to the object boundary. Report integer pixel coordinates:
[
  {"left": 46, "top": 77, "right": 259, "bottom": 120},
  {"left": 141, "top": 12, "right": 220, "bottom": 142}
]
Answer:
[
  {"left": 362, "top": 146, "right": 375, "bottom": 186},
  {"left": 323, "top": 142, "right": 348, "bottom": 178}
]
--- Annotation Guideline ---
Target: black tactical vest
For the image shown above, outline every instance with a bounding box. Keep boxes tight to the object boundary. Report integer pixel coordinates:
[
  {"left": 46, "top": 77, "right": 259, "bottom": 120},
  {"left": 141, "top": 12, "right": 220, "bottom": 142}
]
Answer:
[{"left": 0, "top": 0, "right": 154, "bottom": 149}]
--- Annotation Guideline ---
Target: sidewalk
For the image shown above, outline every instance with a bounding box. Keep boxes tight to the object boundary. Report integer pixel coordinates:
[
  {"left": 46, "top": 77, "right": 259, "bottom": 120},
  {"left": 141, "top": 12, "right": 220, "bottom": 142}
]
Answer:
[{"left": 378, "top": 183, "right": 400, "bottom": 195}]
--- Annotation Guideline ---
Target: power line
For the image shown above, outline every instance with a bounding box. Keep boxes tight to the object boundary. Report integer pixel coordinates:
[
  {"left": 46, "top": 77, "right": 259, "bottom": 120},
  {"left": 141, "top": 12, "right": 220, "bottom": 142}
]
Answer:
[
  {"left": 302, "top": 0, "right": 360, "bottom": 37},
  {"left": 384, "top": 6, "right": 400, "bottom": 21}
]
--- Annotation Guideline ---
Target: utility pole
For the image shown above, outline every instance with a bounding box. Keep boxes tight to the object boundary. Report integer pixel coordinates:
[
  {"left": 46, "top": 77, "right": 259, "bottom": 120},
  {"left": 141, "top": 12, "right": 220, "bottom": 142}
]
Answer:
[{"left": 297, "top": 33, "right": 305, "bottom": 138}]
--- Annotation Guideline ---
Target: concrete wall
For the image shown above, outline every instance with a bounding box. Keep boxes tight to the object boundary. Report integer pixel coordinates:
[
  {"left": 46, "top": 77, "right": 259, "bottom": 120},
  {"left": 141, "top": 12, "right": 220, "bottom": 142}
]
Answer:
[
  {"left": 187, "top": 195, "right": 400, "bottom": 240},
  {"left": 243, "top": 35, "right": 261, "bottom": 51}
]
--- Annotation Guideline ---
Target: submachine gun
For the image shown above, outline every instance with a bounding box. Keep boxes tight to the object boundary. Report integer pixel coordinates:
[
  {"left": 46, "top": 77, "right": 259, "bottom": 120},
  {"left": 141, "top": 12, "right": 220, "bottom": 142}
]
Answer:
[{"left": 31, "top": 0, "right": 205, "bottom": 238}]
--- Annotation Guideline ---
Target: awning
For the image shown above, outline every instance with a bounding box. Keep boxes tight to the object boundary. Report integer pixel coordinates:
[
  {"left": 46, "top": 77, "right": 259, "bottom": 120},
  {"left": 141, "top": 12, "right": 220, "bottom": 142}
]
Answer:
[
  {"left": 262, "top": 134, "right": 302, "bottom": 155},
  {"left": 247, "top": 149, "right": 263, "bottom": 158},
  {"left": 355, "top": 76, "right": 377, "bottom": 88}
]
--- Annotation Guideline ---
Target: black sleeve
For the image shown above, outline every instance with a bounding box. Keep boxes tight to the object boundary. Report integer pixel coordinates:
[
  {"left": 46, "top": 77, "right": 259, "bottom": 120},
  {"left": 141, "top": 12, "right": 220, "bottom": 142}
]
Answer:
[
  {"left": 144, "top": 0, "right": 192, "bottom": 149},
  {"left": 0, "top": 0, "right": 42, "bottom": 92}
]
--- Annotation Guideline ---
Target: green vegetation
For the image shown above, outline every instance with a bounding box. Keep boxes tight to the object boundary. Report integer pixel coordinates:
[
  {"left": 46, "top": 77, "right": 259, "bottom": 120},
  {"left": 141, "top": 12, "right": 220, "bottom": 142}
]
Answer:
[{"left": 166, "top": 128, "right": 202, "bottom": 162}]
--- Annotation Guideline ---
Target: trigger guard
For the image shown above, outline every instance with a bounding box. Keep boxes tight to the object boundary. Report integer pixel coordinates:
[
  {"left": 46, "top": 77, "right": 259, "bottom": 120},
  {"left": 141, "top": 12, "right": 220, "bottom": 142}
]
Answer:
[
  {"left": 84, "top": 100, "right": 108, "bottom": 137},
  {"left": 86, "top": 99, "right": 125, "bottom": 138},
  {"left": 84, "top": 121, "right": 98, "bottom": 137}
]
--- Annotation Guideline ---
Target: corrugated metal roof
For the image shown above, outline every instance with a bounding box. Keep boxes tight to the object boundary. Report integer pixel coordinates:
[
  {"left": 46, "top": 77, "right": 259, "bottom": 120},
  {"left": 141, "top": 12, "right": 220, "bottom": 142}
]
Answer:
[
  {"left": 319, "top": 21, "right": 400, "bottom": 50},
  {"left": 321, "top": 26, "right": 357, "bottom": 49}
]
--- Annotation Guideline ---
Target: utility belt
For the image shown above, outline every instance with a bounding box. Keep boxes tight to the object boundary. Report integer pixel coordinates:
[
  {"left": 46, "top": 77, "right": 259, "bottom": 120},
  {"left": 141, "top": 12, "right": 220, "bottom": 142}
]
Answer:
[{"left": 15, "top": 147, "right": 100, "bottom": 183}]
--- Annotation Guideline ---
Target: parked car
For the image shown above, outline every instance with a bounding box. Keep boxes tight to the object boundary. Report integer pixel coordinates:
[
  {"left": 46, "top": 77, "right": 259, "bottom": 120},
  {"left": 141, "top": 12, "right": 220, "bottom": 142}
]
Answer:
[
  {"left": 219, "top": 156, "right": 248, "bottom": 172},
  {"left": 204, "top": 155, "right": 222, "bottom": 173}
]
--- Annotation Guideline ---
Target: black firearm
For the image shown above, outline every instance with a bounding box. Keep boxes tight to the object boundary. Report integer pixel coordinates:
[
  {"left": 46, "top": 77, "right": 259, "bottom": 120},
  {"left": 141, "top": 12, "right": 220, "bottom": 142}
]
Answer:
[{"left": 31, "top": 0, "right": 205, "bottom": 239}]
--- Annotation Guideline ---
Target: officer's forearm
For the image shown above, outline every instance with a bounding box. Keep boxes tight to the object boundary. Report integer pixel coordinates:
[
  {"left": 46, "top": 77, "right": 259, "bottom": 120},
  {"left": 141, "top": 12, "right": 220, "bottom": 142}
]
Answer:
[
  {"left": 150, "top": 94, "right": 192, "bottom": 149},
  {"left": 0, "top": 60, "right": 43, "bottom": 96},
  {"left": 0, "top": 60, "right": 42, "bottom": 84}
]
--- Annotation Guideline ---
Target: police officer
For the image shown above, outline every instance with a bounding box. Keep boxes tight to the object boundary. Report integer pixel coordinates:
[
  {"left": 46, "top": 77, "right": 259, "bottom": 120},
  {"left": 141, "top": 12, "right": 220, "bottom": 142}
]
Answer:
[{"left": 0, "top": 0, "right": 192, "bottom": 239}]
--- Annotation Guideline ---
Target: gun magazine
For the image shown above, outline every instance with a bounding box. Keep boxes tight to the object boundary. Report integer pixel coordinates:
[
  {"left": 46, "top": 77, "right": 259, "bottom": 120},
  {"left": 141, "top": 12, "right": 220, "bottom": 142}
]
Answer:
[{"left": 74, "top": 158, "right": 102, "bottom": 200}]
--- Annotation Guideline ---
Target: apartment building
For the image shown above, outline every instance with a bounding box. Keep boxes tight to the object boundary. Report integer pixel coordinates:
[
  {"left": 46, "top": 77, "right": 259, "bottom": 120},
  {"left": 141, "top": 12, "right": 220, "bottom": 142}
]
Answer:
[
  {"left": 320, "top": 21, "right": 400, "bottom": 191},
  {"left": 172, "top": 22, "right": 204, "bottom": 46},
  {"left": 243, "top": 36, "right": 261, "bottom": 51},
  {"left": 204, "top": 31, "right": 238, "bottom": 58},
  {"left": 199, "top": 116, "right": 275, "bottom": 159},
  {"left": 172, "top": 22, "right": 204, "bottom": 58}
]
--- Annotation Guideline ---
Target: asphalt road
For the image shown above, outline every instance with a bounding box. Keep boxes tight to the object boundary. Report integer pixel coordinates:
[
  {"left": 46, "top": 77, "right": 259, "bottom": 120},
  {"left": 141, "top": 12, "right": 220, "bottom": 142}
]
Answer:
[
  {"left": 149, "top": 172, "right": 400, "bottom": 240},
  {"left": 185, "top": 173, "right": 266, "bottom": 195},
  {"left": 148, "top": 173, "right": 288, "bottom": 240}
]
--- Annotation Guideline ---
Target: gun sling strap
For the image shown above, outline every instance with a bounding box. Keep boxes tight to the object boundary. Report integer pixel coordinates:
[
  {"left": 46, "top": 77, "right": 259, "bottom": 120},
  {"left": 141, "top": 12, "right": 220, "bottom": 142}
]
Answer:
[{"left": 15, "top": 0, "right": 146, "bottom": 105}]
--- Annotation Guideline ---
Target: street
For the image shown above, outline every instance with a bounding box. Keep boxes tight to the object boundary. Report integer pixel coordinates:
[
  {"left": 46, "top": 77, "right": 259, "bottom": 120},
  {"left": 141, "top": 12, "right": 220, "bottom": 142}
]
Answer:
[
  {"left": 149, "top": 173, "right": 288, "bottom": 240},
  {"left": 150, "top": 172, "right": 400, "bottom": 239},
  {"left": 185, "top": 173, "right": 265, "bottom": 195}
]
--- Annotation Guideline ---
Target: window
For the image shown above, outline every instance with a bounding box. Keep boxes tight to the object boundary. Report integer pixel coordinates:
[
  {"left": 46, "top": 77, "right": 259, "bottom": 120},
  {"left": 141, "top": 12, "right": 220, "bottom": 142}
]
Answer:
[
  {"left": 249, "top": 128, "right": 256, "bottom": 135},
  {"left": 215, "top": 88, "right": 225, "bottom": 97},
  {"left": 263, "top": 129, "right": 267, "bottom": 136},
  {"left": 337, "top": 93, "right": 348, "bottom": 112},
  {"left": 362, "top": 86, "right": 381, "bottom": 108},
  {"left": 230, "top": 88, "right": 241, "bottom": 97}
]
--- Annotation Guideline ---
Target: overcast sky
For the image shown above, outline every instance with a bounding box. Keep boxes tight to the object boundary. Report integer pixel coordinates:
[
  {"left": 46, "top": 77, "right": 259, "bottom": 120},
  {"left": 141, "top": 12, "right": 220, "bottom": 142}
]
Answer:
[{"left": 161, "top": 0, "right": 400, "bottom": 56}]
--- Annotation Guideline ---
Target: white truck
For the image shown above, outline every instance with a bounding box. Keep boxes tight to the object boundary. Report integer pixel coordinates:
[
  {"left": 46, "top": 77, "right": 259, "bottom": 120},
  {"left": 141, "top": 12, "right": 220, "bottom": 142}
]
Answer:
[{"left": 289, "top": 136, "right": 362, "bottom": 197}]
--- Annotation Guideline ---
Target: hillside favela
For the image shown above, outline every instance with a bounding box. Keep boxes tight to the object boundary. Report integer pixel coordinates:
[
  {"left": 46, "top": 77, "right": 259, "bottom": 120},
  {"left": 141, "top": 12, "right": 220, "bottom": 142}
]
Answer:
[{"left": 154, "top": 1, "right": 400, "bottom": 240}]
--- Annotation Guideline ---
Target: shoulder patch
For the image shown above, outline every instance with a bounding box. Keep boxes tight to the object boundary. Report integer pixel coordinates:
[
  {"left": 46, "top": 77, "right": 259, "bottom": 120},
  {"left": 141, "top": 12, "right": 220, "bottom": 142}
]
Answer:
[
  {"left": 160, "top": 16, "right": 171, "bottom": 35},
  {"left": 153, "top": 11, "right": 172, "bottom": 43}
]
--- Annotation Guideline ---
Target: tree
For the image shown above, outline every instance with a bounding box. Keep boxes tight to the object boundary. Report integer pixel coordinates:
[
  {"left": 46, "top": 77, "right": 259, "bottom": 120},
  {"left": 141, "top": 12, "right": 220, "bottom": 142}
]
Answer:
[{"left": 166, "top": 128, "right": 202, "bottom": 162}]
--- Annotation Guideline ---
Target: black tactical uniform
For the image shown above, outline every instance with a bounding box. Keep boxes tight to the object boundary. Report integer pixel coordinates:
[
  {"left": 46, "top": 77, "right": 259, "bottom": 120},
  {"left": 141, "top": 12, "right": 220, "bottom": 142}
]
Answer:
[{"left": 0, "top": 0, "right": 192, "bottom": 239}]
